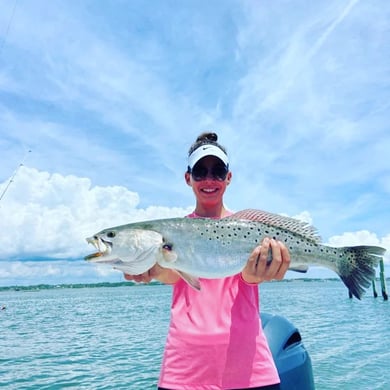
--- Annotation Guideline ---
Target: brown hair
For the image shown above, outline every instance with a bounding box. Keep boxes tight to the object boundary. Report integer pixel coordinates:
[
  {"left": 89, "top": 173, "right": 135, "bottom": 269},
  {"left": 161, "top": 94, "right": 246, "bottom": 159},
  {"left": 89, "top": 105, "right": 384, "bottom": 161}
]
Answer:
[{"left": 188, "top": 132, "right": 228, "bottom": 156}]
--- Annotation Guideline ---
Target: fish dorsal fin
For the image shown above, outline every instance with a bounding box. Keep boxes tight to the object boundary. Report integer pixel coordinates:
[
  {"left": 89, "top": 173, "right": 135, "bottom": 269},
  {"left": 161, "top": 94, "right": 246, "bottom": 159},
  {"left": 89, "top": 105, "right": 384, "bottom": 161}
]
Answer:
[{"left": 229, "top": 209, "right": 321, "bottom": 243}]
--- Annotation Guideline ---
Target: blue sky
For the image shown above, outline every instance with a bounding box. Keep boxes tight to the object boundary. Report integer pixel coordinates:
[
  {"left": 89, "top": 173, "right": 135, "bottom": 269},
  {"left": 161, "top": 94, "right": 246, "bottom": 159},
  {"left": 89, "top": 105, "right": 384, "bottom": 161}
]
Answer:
[{"left": 0, "top": 0, "right": 389, "bottom": 287}]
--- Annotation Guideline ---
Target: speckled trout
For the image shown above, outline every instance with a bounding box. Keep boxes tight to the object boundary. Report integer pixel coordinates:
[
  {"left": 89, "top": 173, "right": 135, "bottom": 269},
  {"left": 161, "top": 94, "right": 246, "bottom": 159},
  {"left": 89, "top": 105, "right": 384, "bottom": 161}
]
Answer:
[{"left": 85, "top": 209, "right": 385, "bottom": 299}]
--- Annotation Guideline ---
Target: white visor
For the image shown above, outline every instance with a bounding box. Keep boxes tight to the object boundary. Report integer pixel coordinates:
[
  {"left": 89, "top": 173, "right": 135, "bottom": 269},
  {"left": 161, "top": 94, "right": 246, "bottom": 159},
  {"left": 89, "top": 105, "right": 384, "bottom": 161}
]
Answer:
[{"left": 188, "top": 144, "right": 229, "bottom": 169}]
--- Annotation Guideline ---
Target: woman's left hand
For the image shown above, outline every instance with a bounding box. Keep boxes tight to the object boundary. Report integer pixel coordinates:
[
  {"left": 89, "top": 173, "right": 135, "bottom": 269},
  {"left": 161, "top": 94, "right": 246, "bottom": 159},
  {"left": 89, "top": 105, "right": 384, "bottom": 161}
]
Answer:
[{"left": 241, "top": 237, "right": 291, "bottom": 284}]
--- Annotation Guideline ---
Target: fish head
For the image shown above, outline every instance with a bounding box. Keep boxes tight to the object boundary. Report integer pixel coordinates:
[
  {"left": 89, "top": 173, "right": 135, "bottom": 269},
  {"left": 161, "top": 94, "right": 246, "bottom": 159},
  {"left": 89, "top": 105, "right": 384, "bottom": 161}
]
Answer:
[{"left": 85, "top": 227, "right": 164, "bottom": 275}]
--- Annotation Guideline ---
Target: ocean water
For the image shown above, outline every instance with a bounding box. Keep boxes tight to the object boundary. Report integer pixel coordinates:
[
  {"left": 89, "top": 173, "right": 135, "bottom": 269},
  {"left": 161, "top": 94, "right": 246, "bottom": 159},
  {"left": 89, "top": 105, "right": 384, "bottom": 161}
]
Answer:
[{"left": 0, "top": 280, "right": 389, "bottom": 390}]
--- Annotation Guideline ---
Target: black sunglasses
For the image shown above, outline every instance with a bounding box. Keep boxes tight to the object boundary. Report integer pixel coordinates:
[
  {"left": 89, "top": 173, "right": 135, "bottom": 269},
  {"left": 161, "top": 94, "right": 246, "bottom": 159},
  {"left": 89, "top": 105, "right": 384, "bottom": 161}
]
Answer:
[{"left": 189, "top": 163, "right": 229, "bottom": 181}]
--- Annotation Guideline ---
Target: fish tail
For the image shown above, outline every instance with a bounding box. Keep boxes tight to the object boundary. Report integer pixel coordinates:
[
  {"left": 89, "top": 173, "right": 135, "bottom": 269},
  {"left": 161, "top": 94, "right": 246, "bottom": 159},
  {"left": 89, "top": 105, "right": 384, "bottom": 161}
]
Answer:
[{"left": 337, "top": 246, "right": 386, "bottom": 300}]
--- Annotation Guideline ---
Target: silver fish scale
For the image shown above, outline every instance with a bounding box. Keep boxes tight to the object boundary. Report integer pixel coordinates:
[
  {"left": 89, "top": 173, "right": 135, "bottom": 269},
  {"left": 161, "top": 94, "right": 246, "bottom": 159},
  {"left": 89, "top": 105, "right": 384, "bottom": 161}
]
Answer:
[{"left": 157, "top": 218, "right": 329, "bottom": 277}]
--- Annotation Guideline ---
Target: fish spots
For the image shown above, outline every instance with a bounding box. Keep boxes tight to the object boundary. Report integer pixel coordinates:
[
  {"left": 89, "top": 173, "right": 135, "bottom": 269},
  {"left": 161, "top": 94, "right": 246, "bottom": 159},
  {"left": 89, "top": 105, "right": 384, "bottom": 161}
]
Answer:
[
  {"left": 196, "top": 220, "right": 308, "bottom": 248},
  {"left": 230, "top": 227, "right": 240, "bottom": 237}
]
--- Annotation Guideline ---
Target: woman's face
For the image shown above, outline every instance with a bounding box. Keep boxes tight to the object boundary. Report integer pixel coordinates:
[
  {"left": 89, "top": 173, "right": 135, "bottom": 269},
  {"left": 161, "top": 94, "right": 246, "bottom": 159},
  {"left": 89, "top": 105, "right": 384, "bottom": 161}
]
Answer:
[{"left": 185, "top": 156, "right": 232, "bottom": 206}]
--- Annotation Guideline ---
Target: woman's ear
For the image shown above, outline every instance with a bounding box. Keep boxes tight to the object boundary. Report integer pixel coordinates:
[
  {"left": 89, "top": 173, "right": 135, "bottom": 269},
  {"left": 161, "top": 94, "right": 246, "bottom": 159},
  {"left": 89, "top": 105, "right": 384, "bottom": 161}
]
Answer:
[
  {"left": 226, "top": 171, "right": 232, "bottom": 186},
  {"left": 185, "top": 171, "right": 192, "bottom": 186}
]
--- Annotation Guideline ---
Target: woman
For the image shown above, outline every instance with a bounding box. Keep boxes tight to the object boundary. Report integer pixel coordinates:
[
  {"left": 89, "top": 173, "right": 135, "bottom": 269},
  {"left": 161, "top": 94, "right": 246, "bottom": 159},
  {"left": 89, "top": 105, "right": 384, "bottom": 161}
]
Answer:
[{"left": 125, "top": 132, "right": 291, "bottom": 390}]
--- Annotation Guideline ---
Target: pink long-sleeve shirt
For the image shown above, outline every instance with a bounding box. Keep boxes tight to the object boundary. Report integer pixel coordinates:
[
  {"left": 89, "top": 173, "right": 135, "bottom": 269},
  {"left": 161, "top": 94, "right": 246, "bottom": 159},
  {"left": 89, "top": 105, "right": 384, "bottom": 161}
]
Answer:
[{"left": 158, "top": 213, "right": 279, "bottom": 390}]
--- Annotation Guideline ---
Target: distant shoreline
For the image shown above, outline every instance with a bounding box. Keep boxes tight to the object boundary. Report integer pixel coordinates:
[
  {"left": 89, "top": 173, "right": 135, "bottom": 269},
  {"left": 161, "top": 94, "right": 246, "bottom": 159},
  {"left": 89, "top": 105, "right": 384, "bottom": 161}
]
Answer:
[
  {"left": 1, "top": 277, "right": 388, "bottom": 292},
  {"left": 0, "top": 281, "right": 161, "bottom": 292}
]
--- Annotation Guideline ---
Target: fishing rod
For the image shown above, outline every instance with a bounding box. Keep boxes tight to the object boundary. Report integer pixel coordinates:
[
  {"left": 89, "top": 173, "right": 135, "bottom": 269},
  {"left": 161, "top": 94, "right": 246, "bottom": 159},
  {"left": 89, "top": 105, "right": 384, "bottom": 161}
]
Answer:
[
  {"left": 0, "top": 0, "right": 19, "bottom": 59},
  {"left": 0, "top": 149, "right": 32, "bottom": 204}
]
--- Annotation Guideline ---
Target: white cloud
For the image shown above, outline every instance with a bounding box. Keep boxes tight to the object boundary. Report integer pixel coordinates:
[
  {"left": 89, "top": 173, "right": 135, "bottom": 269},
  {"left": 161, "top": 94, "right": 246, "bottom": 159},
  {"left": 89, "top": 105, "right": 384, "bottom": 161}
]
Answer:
[
  {"left": 328, "top": 230, "right": 380, "bottom": 247},
  {"left": 291, "top": 211, "right": 313, "bottom": 225},
  {"left": 0, "top": 166, "right": 192, "bottom": 260}
]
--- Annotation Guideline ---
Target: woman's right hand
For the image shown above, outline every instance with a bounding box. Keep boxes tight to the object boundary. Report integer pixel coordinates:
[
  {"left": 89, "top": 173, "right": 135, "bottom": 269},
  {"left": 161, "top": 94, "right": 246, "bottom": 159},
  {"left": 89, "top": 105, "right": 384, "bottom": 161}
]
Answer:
[{"left": 241, "top": 237, "right": 290, "bottom": 284}]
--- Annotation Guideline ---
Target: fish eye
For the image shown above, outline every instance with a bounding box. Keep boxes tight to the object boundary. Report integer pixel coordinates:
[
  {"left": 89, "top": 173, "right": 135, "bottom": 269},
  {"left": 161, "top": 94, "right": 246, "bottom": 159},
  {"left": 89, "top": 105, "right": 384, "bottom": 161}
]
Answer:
[{"left": 107, "top": 231, "right": 116, "bottom": 238}]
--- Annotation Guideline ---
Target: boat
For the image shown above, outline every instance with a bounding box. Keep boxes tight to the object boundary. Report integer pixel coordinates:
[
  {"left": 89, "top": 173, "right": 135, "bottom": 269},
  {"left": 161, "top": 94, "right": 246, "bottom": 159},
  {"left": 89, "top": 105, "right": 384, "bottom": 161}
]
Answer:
[{"left": 261, "top": 313, "right": 315, "bottom": 389}]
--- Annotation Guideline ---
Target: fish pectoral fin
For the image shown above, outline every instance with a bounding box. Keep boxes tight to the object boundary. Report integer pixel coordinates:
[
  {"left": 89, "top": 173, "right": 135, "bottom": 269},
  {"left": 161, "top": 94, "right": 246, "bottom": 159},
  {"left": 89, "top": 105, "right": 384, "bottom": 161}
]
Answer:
[
  {"left": 177, "top": 271, "right": 201, "bottom": 291},
  {"left": 111, "top": 246, "right": 160, "bottom": 275},
  {"left": 288, "top": 265, "right": 309, "bottom": 273}
]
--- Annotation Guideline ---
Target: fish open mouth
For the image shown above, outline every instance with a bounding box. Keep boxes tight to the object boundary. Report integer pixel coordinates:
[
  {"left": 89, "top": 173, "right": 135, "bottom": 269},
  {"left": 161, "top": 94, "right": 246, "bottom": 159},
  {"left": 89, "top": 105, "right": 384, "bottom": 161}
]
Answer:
[{"left": 84, "top": 237, "right": 112, "bottom": 261}]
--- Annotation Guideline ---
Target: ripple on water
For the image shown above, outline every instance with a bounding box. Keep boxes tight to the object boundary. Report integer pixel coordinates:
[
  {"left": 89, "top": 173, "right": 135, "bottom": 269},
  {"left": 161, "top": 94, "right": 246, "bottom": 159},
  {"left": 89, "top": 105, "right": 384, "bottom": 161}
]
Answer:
[{"left": 1, "top": 282, "right": 389, "bottom": 389}]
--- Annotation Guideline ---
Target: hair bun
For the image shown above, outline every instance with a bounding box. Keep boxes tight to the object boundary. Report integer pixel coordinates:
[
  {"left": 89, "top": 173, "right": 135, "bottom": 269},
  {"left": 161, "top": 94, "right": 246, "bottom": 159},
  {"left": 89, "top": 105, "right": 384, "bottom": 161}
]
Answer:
[
  {"left": 196, "top": 132, "right": 218, "bottom": 143},
  {"left": 188, "top": 131, "right": 226, "bottom": 157}
]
